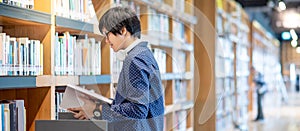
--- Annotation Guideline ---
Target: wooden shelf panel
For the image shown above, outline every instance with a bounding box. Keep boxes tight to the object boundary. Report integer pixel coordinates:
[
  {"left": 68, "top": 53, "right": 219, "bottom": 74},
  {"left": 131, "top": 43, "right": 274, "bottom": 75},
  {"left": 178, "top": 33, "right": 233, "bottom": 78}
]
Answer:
[
  {"left": 54, "top": 76, "right": 79, "bottom": 86},
  {"left": 187, "top": 127, "right": 193, "bottom": 131},
  {"left": 133, "top": 0, "right": 197, "bottom": 24},
  {"left": 161, "top": 72, "right": 193, "bottom": 80},
  {"left": 0, "top": 3, "right": 51, "bottom": 25},
  {"left": 55, "top": 16, "right": 93, "bottom": 33},
  {"left": 55, "top": 16, "right": 103, "bottom": 40},
  {"left": 0, "top": 75, "right": 52, "bottom": 89},
  {"left": 164, "top": 100, "right": 193, "bottom": 115},
  {"left": 79, "top": 75, "right": 111, "bottom": 85}
]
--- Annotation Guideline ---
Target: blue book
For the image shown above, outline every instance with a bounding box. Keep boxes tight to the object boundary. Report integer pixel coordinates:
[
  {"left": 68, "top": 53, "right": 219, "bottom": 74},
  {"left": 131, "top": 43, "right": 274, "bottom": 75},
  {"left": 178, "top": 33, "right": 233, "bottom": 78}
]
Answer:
[
  {"left": 8, "top": 42, "right": 13, "bottom": 75},
  {"left": 1, "top": 104, "right": 4, "bottom": 131}
]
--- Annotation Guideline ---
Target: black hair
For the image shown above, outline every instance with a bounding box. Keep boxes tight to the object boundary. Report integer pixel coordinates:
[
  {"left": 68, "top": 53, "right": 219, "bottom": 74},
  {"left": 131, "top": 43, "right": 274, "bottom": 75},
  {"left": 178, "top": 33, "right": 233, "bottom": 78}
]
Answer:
[{"left": 99, "top": 6, "right": 141, "bottom": 39}]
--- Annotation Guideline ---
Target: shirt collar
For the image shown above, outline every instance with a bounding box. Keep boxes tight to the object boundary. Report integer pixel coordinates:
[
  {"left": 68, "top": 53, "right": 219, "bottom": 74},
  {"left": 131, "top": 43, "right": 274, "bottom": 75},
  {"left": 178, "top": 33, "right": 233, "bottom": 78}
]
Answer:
[{"left": 124, "top": 39, "right": 146, "bottom": 55}]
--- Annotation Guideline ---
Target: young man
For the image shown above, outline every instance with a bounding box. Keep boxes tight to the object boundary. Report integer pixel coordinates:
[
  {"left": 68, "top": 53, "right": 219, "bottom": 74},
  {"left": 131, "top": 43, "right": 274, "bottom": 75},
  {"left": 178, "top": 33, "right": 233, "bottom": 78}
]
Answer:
[{"left": 68, "top": 7, "right": 165, "bottom": 130}]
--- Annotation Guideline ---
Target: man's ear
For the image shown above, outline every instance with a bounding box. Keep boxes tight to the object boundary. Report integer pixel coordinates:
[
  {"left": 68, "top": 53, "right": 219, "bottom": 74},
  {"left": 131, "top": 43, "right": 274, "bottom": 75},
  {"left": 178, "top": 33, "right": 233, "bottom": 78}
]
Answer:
[{"left": 121, "top": 27, "right": 127, "bottom": 36}]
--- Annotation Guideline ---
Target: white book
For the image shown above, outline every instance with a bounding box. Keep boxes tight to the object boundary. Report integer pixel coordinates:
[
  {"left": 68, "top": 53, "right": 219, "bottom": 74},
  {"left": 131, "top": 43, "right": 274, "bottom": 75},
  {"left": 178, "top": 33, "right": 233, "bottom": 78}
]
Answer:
[
  {"left": 60, "top": 84, "right": 113, "bottom": 110},
  {"left": 36, "top": 40, "right": 41, "bottom": 75},
  {"left": 89, "top": 38, "right": 95, "bottom": 75},
  {"left": 55, "top": 33, "right": 60, "bottom": 75},
  {"left": 9, "top": 37, "right": 18, "bottom": 75},
  {"left": 77, "top": 41, "right": 83, "bottom": 75},
  {"left": 0, "top": 33, "right": 5, "bottom": 76},
  {"left": 74, "top": 39, "right": 78, "bottom": 75},
  {"left": 28, "top": 40, "right": 35, "bottom": 75},
  {"left": 4, "top": 35, "right": 10, "bottom": 76},
  {"left": 60, "top": 34, "right": 66, "bottom": 75},
  {"left": 95, "top": 41, "right": 101, "bottom": 75},
  {"left": 68, "top": 36, "right": 75, "bottom": 75},
  {"left": 40, "top": 43, "right": 43, "bottom": 75},
  {"left": 24, "top": 38, "right": 29, "bottom": 76},
  {"left": 32, "top": 40, "right": 37, "bottom": 75},
  {"left": 3, "top": 104, "right": 10, "bottom": 131},
  {"left": 16, "top": 100, "right": 25, "bottom": 131},
  {"left": 83, "top": 35, "right": 88, "bottom": 75}
]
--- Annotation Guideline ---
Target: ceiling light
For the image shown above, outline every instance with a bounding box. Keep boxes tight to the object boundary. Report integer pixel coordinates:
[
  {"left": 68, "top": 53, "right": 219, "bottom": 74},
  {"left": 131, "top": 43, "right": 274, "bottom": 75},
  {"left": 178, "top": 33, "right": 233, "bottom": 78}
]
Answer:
[
  {"left": 296, "top": 47, "right": 300, "bottom": 53},
  {"left": 290, "top": 29, "right": 298, "bottom": 40},
  {"left": 282, "top": 32, "right": 291, "bottom": 40},
  {"left": 279, "top": 1, "right": 286, "bottom": 11},
  {"left": 291, "top": 40, "right": 297, "bottom": 47},
  {"left": 282, "top": 12, "right": 300, "bottom": 28}
]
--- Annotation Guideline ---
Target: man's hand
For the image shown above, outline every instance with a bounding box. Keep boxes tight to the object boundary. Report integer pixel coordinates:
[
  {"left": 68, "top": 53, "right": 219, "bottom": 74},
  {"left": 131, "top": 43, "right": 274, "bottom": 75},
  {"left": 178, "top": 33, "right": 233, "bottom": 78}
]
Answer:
[{"left": 67, "top": 96, "right": 98, "bottom": 120}]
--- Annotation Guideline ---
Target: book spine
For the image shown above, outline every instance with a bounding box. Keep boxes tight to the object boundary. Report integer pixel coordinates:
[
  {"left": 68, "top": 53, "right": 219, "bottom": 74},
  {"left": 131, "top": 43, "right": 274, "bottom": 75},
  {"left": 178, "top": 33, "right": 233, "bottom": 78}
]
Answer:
[
  {"left": 8, "top": 39, "right": 13, "bottom": 75},
  {"left": 40, "top": 43, "right": 43, "bottom": 75},
  {"left": 9, "top": 102, "right": 17, "bottom": 131},
  {"left": 4, "top": 35, "right": 10, "bottom": 76},
  {"left": 0, "top": 34, "right": 4, "bottom": 76},
  {"left": 67, "top": 33, "right": 74, "bottom": 75},
  {"left": 25, "top": 38, "right": 29, "bottom": 76},
  {"left": 13, "top": 38, "right": 18, "bottom": 76},
  {"left": 32, "top": 40, "right": 36, "bottom": 75}
]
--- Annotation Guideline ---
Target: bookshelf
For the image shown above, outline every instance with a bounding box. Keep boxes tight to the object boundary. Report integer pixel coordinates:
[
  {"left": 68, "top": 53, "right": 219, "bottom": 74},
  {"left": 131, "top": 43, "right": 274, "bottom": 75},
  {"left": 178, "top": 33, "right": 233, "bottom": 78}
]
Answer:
[
  {"left": 0, "top": 0, "right": 197, "bottom": 131},
  {"left": 250, "top": 20, "right": 280, "bottom": 114},
  {"left": 215, "top": 0, "right": 251, "bottom": 130}
]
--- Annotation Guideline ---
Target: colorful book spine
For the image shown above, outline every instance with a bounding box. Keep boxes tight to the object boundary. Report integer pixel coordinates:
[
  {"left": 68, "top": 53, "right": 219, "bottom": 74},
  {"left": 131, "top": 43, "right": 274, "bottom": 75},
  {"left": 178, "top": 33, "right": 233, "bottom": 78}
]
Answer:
[
  {"left": 55, "top": 32, "right": 101, "bottom": 76},
  {"left": 55, "top": 0, "right": 88, "bottom": 21}
]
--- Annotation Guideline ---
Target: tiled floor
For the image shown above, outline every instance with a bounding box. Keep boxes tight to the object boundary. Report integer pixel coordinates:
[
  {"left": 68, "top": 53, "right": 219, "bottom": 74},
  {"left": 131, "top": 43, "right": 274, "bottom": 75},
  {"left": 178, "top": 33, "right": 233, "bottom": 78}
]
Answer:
[{"left": 247, "top": 90, "right": 300, "bottom": 131}]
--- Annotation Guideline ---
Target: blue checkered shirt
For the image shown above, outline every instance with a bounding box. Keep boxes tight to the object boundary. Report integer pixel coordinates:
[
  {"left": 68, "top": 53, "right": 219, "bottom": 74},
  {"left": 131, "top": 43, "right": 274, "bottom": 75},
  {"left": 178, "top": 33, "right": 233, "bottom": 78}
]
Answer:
[{"left": 102, "top": 41, "right": 165, "bottom": 131}]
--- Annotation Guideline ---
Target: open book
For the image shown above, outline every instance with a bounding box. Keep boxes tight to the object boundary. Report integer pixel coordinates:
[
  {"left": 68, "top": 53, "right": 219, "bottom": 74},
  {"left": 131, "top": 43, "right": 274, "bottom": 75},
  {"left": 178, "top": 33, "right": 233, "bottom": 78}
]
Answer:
[{"left": 60, "top": 84, "right": 113, "bottom": 109}]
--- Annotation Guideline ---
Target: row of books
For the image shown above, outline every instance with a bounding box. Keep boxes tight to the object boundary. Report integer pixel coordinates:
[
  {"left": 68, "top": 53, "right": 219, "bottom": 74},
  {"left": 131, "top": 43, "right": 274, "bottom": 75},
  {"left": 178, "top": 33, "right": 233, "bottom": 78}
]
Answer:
[
  {"left": 120, "top": 1, "right": 187, "bottom": 42},
  {"left": 236, "top": 60, "right": 250, "bottom": 77},
  {"left": 0, "top": 0, "right": 34, "bottom": 9},
  {"left": 216, "top": 113, "right": 233, "bottom": 131},
  {"left": 174, "top": 80, "right": 187, "bottom": 103},
  {"left": 147, "top": 8, "right": 170, "bottom": 40},
  {"left": 0, "top": 100, "right": 26, "bottom": 131},
  {"left": 216, "top": 37, "right": 234, "bottom": 59},
  {"left": 215, "top": 57, "right": 234, "bottom": 78},
  {"left": 216, "top": 78, "right": 235, "bottom": 96},
  {"left": 172, "top": 19, "right": 185, "bottom": 43},
  {"left": 0, "top": 33, "right": 43, "bottom": 76},
  {"left": 55, "top": 0, "right": 90, "bottom": 22},
  {"left": 55, "top": 92, "right": 66, "bottom": 119},
  {"left": 115, "top": 0, "right": 141, "bottom": 18},
  {"left": 236, "top": 45, "right": 250, "bottom": 61},
  {"left": 172, "top": 49, "right": 186, "bottom": 73},
  {"left": 152, "top": 48, "right": 166, "bottom": 74},
  {"left": 217, "top": 97, "right": 231, "bottom": 117},
  {"left": 55, "top": 32, "right": 101, "bottom": 76}
]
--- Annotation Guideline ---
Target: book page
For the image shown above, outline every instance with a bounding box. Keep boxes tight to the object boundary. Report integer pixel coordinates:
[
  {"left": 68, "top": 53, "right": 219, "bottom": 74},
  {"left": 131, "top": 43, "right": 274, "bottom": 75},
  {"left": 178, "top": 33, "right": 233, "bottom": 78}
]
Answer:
[{"left": 60, "top": 84, "right": 113, "bottom": 109}]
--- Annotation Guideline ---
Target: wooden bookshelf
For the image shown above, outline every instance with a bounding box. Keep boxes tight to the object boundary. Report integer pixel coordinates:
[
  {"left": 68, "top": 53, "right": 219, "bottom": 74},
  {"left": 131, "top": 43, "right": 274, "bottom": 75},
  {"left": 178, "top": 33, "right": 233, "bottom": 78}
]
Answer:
[
  {"left": 79, "top": 75, "right": 111, "bottom": 85},
  {"left": 250, "top": 20, "right": 280, "bottom": 114},
  {"left": 0, "top": 0, "right": 198, "bottom": 130},
  {"left": 0, "top": 3, "right": 51, "bottom": 25},
  {"left": 0, "top": 0, "right": 53, "bottom": 130},
  {"left": 215, "top": 0, "right": 251, "bottom": 130},
  {"left": 0, "top": 75, "right": 52, "bottom": 89}
]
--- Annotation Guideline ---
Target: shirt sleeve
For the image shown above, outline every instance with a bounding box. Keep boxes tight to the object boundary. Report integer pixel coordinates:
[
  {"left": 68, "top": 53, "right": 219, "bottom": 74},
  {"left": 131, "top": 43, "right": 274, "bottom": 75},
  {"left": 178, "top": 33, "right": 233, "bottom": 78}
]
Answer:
[{"left": 102, "top": 57, "right": 150, "bottom": 121}]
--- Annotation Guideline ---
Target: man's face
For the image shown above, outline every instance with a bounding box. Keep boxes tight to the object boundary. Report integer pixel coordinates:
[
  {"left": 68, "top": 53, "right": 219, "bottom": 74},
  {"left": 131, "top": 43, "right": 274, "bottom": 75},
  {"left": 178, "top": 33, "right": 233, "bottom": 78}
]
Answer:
[{"left": 102, "top": 28, "right": 125, "bottom": 52}]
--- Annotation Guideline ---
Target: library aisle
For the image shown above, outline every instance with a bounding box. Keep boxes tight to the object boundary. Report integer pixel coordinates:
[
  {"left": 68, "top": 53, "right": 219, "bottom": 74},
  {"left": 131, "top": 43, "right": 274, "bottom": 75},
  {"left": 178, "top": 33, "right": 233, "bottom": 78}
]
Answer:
[{"left": 248, "top": 90, "right": 300, "bottom": 131}]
